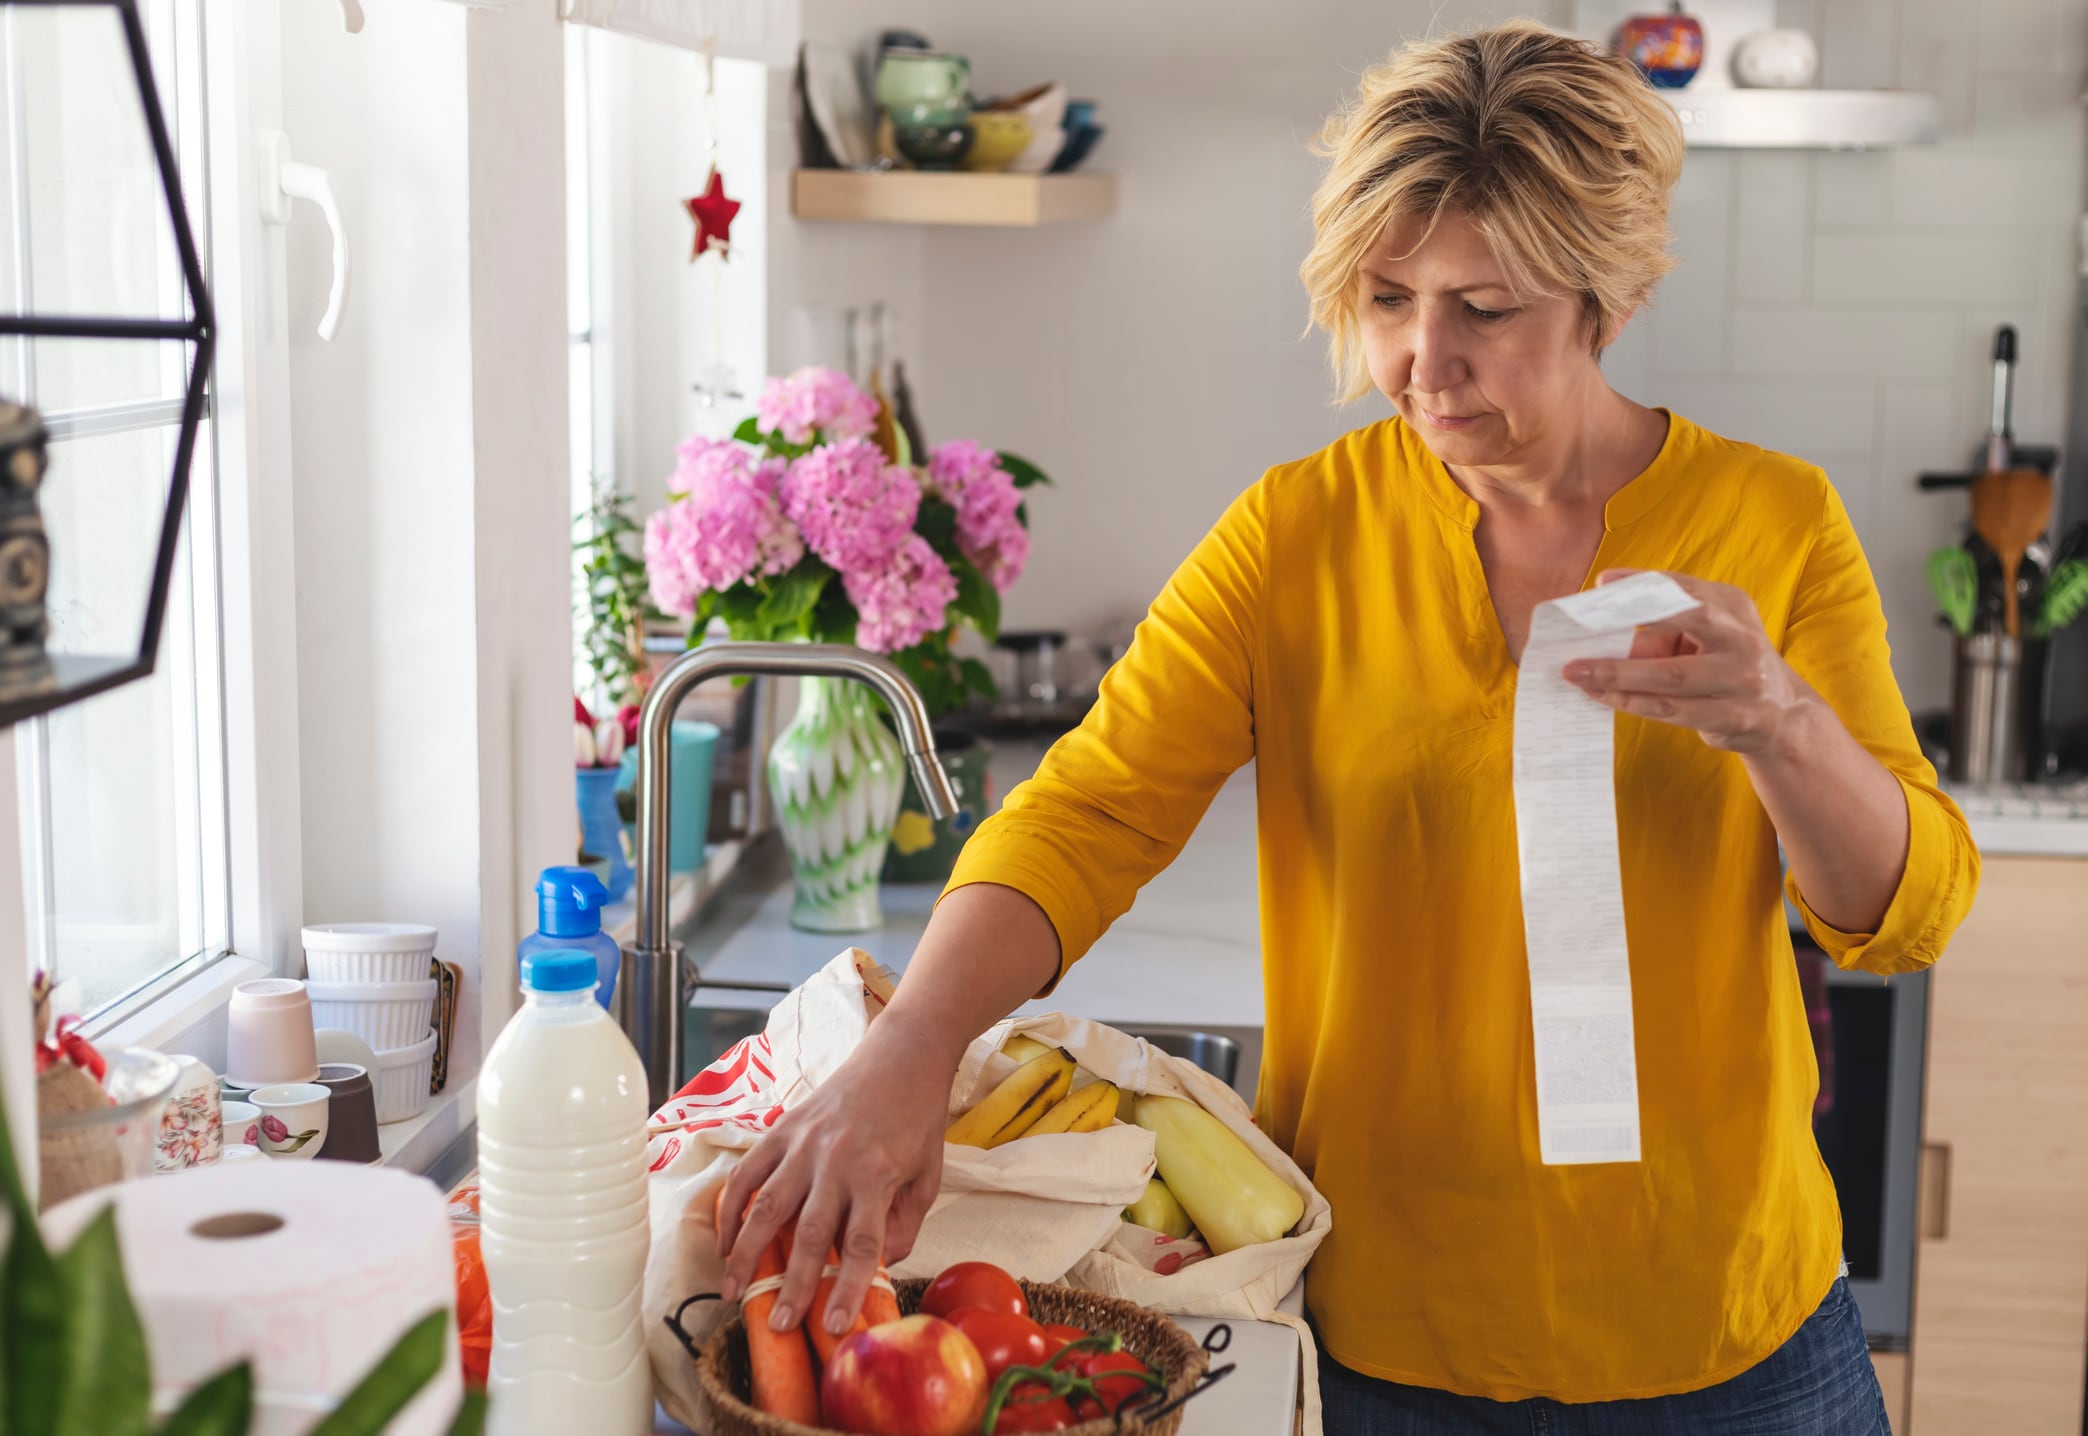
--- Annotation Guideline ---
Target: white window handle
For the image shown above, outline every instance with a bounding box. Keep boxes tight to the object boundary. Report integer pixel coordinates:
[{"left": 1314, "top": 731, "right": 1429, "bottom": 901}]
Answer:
[{"left": 259, "top": 132, "right": 349, "bottom": 342}]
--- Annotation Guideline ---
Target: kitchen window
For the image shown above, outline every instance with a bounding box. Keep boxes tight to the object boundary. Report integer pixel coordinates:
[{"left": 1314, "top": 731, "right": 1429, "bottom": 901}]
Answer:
[{"left": 5, "top": 0, "right": 236, "bottom": 1023}]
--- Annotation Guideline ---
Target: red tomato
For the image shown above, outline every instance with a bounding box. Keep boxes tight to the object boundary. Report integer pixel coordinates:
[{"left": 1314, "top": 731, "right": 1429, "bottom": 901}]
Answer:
[
  {"left": 1040, "top": 1323, "right": 1088, "bottom": 1354},
  {"left": 948, "top": 1308, "right": 1051, "bottom": 1383},
  {"left": 921, "top": 1261, "right": 1026, "bottom": 1321},
  {"left": 1082, "top": 1351, "right": 1158, "bottom": 1414},
  {"left": 990, "top": 1384, "right": 1073, "bottom": 1434}
]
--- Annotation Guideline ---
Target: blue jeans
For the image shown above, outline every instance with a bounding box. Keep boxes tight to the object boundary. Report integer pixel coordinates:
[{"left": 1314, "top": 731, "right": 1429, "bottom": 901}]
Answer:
[{"left": 1319, "top": 1277, "right": 1890, "bottom": 1435}]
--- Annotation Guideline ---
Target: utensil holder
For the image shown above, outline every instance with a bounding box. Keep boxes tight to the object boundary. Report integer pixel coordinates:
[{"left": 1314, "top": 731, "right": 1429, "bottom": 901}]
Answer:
[{"left": 1949, "top": 634, "right": 2052, "bottom": 785}]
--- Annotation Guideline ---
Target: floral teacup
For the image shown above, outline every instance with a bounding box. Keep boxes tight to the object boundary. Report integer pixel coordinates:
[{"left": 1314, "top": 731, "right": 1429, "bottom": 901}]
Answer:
[{"left": 248, "top": 1082, "right": 330, "bottom": 1160}]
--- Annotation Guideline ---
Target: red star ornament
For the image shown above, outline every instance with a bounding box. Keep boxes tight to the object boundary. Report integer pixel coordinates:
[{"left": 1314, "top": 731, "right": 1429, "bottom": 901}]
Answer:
[{"left": 684, "top": 167, "right": 741, "bottom": 261}]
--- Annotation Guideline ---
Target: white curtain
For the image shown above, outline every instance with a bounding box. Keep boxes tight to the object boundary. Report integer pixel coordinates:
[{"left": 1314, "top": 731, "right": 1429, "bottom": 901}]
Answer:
[{"left": 558, "top": 0, "right": 799, "bottom": 64}]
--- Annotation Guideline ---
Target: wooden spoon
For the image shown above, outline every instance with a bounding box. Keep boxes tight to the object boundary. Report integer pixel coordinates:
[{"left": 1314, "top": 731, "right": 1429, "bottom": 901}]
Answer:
[{"left": 1971, "top": 467, "right": 2053, "bottom": 638}]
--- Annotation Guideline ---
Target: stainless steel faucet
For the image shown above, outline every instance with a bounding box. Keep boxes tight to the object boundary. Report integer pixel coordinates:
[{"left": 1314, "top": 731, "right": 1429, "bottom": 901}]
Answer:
[{"left": 626, "top": 642, "right": 961, "bottom": 1106}]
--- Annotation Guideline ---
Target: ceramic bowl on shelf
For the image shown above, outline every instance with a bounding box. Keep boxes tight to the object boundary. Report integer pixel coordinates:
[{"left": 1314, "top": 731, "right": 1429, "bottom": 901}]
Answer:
[
  {"left": 1732, "top": 27, "right": 1819, "bottom": 88},
  {"left": 1048, "top": 121, "right": 1106, "bottom": 174},
  {"left": 962, "top": 110, "right": 1032, "bottom": 171},
  {"left": 989, "top": 81, "right": 1068, "bottom": 173},
  {"left": 894, "top": 122, "right": 974, "bottom": 171},
  {"left": 223, "top": 978, "right": 320, "bottom": 1090},
  {"left": 301, "top": 921, "right": 438, "bottom": 985}
]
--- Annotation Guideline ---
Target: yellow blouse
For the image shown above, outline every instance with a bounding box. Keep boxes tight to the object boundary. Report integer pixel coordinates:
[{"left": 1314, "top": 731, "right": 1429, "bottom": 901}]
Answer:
[{"left": 946, "top": 412, "right": 1978, "bottom": 1401}]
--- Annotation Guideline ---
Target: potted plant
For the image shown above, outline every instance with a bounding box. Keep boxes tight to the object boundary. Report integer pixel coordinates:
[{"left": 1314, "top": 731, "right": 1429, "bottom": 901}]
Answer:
[
  {"left": 642, "top": 366, "right": 1047, "bottom": 931},
  {"left": 573, "top": 485, "right": 654, "bottom": 901}
]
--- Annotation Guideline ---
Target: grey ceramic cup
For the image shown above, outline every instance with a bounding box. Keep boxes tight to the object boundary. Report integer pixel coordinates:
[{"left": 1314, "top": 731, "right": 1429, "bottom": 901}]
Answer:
[{"left": 314, "top": 1062, "right": 381, "bottom": 1164}]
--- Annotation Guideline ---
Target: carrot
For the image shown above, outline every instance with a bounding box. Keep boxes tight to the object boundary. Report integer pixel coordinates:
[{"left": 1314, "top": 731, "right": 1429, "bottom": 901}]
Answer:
[
  {"left": 862, "top": 1272, "right": 901, "bottom": 1328},
  {"left": 744, "top": 1234, "right": 821, "bottom": 1424}
]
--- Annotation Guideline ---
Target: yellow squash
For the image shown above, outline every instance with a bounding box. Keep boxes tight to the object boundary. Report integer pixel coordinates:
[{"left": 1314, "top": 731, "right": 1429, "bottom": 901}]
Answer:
[
  {"left": 1123, "top": 1176, "right": 1194, "bottom": 1240},
  {"left": 1130, "top": 1095, "right": 1304, "bottom": 1253}
]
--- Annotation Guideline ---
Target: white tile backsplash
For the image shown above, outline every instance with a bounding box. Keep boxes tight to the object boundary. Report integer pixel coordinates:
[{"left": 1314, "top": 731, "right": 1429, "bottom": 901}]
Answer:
[
  {"left": 1637, "top": 0, "right": 2084, "bottom": 714},
  {"left": 1734, "top": 153, "right": 1812, "bottom": 302},
  {"left": 1810, "top": 230, "right": 2047, "bottom": 305},
  {"left": 1729, "top": 308, "right": 1958, "bottom": 379}
]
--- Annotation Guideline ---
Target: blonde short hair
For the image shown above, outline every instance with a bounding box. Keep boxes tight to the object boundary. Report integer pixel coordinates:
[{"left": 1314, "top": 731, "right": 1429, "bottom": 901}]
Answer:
[{"left": 1301, "top": 21, "right": 1684, "bottom": 401}]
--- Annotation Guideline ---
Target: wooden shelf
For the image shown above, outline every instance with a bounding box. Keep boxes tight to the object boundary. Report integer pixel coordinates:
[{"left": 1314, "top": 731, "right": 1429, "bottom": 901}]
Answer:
[{"left": 791, "top": 170, "right": 1116, "bottom": 228}]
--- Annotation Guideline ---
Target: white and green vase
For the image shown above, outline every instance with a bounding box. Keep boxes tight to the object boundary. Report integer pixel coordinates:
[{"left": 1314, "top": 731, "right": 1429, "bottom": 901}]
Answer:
[{"left": 767, "top": 675, "right": 906, "bottom": 932}]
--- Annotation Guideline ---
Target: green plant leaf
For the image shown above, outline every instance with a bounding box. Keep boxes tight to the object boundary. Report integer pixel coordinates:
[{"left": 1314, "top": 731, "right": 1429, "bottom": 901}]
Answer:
[
  {"left": 308, "top": 1308, "right": 449, "bottom": 1436},
  {"left": 949, "top": 557, "right": 1000, "bottom": 644},
  {"left": 997, "top": 451, "right": 1051, "bottom": 489},
  {"left": 960, "top": 657, "right": 998, "bottom": 701},
  {"left": 757, "top": 562, "right": 831, "bottom": 637},
  {"left": 915, "top": 498, "right": 959, "bottom": 555},
  {"left": 0, "top": 1068, "right": 61, "bottom": 1436},
  {"left": 2038, "top": 557, "right": 2088, "bottom": 637},
  {"left": 157, "top": 1362, "right": 253, "bottom": 1436},
  {"left": 732, "top": 415, "right": 762, "bottom": 445},
  {"left": 446, "top": 1387, "right": 488, "bottom": 1436},
  {"left": 52, "top": 1208, "right": 152, "bottom": 1436}
]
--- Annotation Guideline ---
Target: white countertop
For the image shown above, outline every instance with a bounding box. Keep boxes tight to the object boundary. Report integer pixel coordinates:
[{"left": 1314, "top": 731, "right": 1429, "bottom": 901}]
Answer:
[
  {"left": 1947, "top": 778, "right": 2088, "bottom": 858},
  {"left": 689, "top": 743, "right": 1266, "bottom": 1030}
]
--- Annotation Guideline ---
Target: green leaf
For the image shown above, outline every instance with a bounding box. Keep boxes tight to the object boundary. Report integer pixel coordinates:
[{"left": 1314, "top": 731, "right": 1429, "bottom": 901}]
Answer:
[
  {"left": 446, "top": 1388, "right": 488, "bottom": 1436},
  {"left": 732, "top": 415, "right": 762, "bottom": 445},
  {"left": 997, "top": 451, "right": 1051, "bottom": 489},
  {"left": 960, "top": 657, "right": 998, "bottom": 701},
  {"left": 949, "top": 557, "right": 1000, "bottom": 644},
  {"left": 0, "top": 1067, "right": 65, "bottom": 1436},
  {"left": 756, "top": 562, "right": 832, "bottom": 637},
  {"left": 915, "top": 498, "right": 959, "bottom": 554},
  {"left": 308, "top": 1309, "right": 449, "bottom": 1436},
  {"left": 157, "top": 1362, "right": 254, "bottom": 1436},
  {"left": 53, "top": 1209, "right": 152, "bottom": 1436},
  {"left": 2039, "top": 557, "right": 2088, "bottom": 637}
]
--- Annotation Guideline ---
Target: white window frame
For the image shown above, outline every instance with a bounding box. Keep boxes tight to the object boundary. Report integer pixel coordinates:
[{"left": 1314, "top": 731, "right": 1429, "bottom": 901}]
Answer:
[{"left": 72, "top": 0, "right": 301, "bottom": 1053}]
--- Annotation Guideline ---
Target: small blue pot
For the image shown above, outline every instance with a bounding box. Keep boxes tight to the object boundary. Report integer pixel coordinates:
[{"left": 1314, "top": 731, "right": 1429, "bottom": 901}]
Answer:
[
  {"left": 575, "top": 767, "right": 633, "bottom": 902},
  {"left": 617, "top": 720, "right": 721, "bottom": 874}
]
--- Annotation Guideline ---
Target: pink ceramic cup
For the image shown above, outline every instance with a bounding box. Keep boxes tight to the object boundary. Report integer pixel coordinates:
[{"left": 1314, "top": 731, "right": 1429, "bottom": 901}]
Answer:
[{"left": 225, "top": 979, "right": 320, "bottom": 1088}]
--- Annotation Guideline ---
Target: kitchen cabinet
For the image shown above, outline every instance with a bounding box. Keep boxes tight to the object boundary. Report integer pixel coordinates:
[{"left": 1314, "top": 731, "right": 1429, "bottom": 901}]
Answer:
[{"left": 1906, "top": 856, "right": 2088, "bottom": 1434}]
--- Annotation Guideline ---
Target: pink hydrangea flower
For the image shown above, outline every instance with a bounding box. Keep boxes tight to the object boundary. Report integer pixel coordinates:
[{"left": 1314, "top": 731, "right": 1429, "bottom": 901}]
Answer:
[
  {"left": 844, "top": 534, "right": 959, "bottom": 653},
  {"left": 926, "top": 439, "right": 1030, "bottom": 593},
  {"left": 755, "top": 366, "right": 879, "bottom": 446},
  {"left": 780, "top": 437, "right": 920, "bottom": 578},
  {"left": 644, "top": 444, "right": 803, "bottom": 615}
]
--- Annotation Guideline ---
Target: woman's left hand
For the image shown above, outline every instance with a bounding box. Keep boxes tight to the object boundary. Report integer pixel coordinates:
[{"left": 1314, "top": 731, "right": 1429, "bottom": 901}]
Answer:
[{"left": 1561, "top": 569, "right": 1819, "bottom": 757}]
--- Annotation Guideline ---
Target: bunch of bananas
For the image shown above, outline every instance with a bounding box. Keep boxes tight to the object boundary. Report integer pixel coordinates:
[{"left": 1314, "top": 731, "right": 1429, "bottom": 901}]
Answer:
[{"left": 944, "top": 1046, "right": 1120, "bottom": 1148}]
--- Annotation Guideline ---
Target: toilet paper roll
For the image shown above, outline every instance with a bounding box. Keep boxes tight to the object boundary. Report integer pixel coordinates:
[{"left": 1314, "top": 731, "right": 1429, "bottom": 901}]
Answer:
[{"left": 43, "top": 1161, "right": 463, "bottom": 1436}]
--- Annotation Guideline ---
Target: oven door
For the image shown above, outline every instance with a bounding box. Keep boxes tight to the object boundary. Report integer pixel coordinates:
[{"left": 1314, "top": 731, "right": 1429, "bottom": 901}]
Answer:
[{"left": 1805, "top": 937, "right": 1929, "bottom": 1349}]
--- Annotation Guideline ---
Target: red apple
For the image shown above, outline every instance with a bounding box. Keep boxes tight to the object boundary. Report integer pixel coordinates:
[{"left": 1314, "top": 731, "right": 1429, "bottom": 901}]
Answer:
[{"left": 820, "top": 1314, "right": 989, "bottom": 1436}]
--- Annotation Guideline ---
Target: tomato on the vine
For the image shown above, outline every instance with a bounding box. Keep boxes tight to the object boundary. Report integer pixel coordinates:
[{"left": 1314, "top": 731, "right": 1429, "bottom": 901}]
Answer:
[
  {"left": 949, "top": 1308, "right": 1052, "bottom": 1383},
  {"left": 990, "top": 1383, "right": 1073, "bottom": 1433},
  {"left": 921, "top": 1261, "right": 1027, "bottom": 1321},
  {"left": 1040, "top": 1323, "right": 1088, "bottom": 1354},
  {"left": 1082, "top": 1350, "right": 1159, "bottom": 1413}
]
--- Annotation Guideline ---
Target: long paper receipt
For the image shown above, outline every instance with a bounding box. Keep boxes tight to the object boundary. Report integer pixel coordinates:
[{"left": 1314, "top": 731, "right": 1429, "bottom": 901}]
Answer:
[{"left": 1512, "top": 572, "right": 1700, "bottom": 1165}]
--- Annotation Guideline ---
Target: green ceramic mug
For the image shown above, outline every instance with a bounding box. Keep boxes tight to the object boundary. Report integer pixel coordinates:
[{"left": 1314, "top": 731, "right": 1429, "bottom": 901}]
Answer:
[{"left": 875, "top": 48, "right": 970, "bottom": 127}]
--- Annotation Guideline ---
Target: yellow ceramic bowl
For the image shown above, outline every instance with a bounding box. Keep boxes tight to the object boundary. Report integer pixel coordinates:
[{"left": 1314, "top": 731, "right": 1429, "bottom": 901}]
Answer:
[{"left": 962, "top": 111, "right": 1033, "bottom": 172}]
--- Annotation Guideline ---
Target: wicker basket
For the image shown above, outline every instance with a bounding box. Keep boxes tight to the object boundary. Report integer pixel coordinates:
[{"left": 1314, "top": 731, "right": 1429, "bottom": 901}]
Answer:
[{"left": 680, "top": 1277, "right": 1228, "bottom": 1436}]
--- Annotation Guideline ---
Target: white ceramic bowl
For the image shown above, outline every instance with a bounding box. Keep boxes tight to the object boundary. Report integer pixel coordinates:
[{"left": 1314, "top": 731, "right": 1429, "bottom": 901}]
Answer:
[
  {"left": 307, "top": 978, "right": 437, "bottom": 1052},
  {"left": 372, "top": 1031, "right": 438, "bottom": 1124},
  {"left": 301, "top": 922, "right": 438, "bottom": 985}
]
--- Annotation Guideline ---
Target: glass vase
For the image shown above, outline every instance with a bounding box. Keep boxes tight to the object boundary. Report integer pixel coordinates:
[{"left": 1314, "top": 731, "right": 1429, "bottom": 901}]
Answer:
[{"left": 767, "top": 675, "right": 906, "bottom": 932}]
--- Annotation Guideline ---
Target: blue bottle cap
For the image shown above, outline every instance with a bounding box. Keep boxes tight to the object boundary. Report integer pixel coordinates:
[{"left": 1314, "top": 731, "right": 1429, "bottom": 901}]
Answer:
[
  {"left": 520, "top": 950, "right": 598, "bottom": 993},
  {"left": 536, "top": 865, "right": 609, "bottom": 937}
]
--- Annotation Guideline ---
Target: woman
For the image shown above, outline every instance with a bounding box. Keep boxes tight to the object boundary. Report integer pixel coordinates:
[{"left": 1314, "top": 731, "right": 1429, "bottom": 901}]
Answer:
[{"left": 717, "top": 22, "right": 1976, "bottom": 1431}]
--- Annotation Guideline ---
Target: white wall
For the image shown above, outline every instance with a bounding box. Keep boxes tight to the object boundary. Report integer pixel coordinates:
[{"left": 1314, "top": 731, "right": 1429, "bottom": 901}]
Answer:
[
  {"left": 282, "top": 0, "right": 574, "bottom": 1062},
  {"left": 283, "top": 2, "right": 486, "bottom": 1010},
  {"left": 792, "top": 0, "right": 2086, "bottom": 717}
]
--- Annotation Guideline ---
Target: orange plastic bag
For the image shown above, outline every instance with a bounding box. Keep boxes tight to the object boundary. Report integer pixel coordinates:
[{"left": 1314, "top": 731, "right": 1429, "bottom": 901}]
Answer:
[{"left": 447, "top": 1176, "right": 491, "bottom": 1387}]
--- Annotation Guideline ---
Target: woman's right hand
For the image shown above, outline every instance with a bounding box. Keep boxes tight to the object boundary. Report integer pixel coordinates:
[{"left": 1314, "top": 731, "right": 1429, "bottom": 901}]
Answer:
[{"left": 714, "top": 1015, "right": 958, "bottom": 1337}]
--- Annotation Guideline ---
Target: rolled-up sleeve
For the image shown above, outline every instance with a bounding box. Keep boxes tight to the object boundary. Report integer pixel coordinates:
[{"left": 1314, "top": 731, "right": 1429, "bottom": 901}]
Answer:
[
  {"left": 942, "top": 479, "right": 1266, "bottom": 991},
  {"left": 1780, "top": 482, "right": 1979, "bottom": 974}
]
